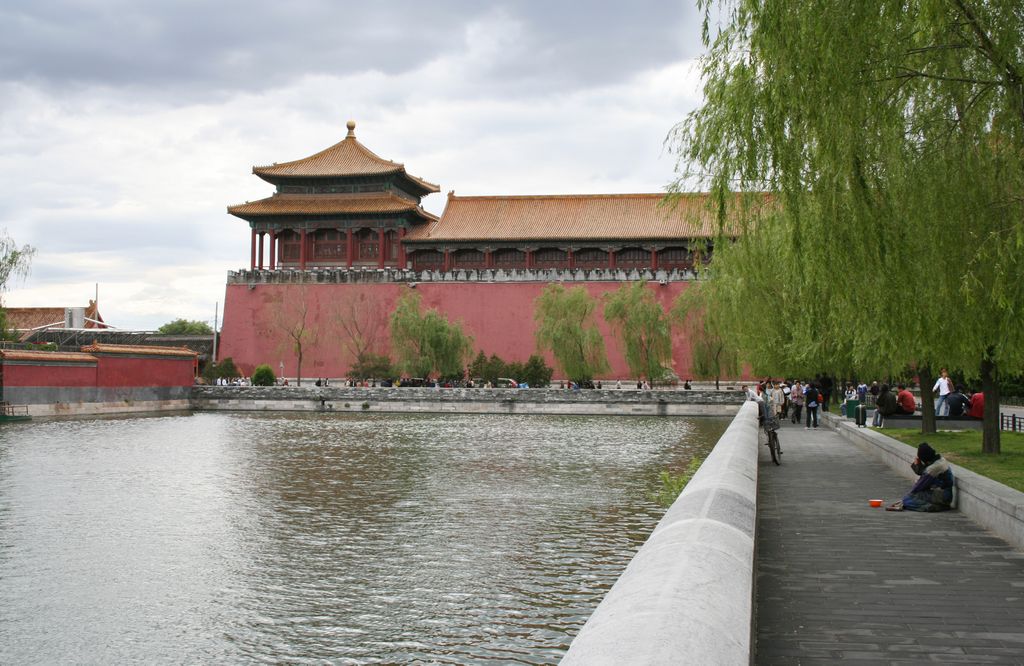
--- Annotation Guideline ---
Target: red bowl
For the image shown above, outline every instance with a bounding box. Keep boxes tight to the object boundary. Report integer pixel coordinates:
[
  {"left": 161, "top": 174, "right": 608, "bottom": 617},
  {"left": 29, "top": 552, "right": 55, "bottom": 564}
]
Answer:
[{"left": 869, "top": 499, "right": 883, "bottom": 507}]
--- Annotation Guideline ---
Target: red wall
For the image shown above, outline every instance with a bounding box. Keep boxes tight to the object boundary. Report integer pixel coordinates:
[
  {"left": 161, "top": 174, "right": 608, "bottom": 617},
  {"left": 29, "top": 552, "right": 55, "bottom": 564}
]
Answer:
[
  {"left": 2, "top": 362, "right": 97, "bottom": 387},
  {"left": 94, "top": 355, "right": 197, "bottom": 387},
  {"left": 219, "top": 281, "right": 698, "bottom": 380}
]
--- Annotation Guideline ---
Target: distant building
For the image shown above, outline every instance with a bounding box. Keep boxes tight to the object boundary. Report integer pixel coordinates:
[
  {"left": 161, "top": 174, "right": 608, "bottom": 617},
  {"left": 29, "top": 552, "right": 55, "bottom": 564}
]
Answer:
[
  {"left": 221, "top": 121, "right": 752, "bottom": 380},
  {"left": 4, "top": 300, "right": 108, "bottom": 341}
]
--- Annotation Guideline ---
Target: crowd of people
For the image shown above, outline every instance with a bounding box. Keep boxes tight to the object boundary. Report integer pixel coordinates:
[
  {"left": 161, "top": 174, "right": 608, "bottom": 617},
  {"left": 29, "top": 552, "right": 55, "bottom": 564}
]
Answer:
[{"left": 743, "top": 373, "right": 987, "bottom": 430}]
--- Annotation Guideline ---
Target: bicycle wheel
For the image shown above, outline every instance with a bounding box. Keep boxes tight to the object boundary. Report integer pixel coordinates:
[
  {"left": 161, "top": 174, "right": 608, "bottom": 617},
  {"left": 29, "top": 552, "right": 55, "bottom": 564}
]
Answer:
[{"left": 768, "top": 430, "right": 781, "bottom": 465}]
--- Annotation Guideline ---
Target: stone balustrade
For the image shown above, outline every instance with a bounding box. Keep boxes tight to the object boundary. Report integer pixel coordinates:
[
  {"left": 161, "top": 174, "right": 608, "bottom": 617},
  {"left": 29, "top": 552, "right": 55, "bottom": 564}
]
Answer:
[{"left": 226, "top": 266, "right": 699, "bottom": 285}]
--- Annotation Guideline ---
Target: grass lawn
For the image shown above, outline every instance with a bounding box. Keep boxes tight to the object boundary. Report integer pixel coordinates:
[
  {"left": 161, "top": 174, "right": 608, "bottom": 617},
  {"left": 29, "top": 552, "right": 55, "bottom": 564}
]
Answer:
[{"left": 879, "top": 429, "right": 1024, "bottom": 492}]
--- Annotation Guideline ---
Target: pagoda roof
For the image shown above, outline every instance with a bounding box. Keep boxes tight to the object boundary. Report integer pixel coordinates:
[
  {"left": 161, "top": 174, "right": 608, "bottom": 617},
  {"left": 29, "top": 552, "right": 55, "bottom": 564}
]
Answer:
[
  {"left": 227, "top": 192, "right": 438, "bottom": 223},
  {"left": 252, "top": 121, "right": 440, "bottom": 194},
  {"left": 404, "top": 192, "right": 764, "bottom": 243}
]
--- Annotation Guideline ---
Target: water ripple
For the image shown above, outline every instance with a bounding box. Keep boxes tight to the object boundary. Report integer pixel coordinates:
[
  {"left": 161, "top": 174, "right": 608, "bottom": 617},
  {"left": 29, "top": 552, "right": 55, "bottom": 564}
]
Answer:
[{"left": 0, "top": 412, "right": 728, "bottom": 664}]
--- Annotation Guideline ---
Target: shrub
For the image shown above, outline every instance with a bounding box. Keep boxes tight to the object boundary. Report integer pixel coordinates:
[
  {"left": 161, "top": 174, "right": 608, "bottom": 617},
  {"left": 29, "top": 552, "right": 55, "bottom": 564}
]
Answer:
[
  {"left": 252, "top": 364, "right": 276, "bottom": 386},
  {"left": 349, "top": 353, "right": 394, "bottom": 381},
  {"left": 650, "top": 456, "right": 705, "bottom": 507}
]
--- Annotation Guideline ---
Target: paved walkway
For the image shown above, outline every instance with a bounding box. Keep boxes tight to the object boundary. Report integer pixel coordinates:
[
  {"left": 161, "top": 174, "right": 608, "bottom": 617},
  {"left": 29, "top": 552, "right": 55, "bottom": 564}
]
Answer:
[{"left": 755, "top": 417, "right": 1024, "bottom": 665}]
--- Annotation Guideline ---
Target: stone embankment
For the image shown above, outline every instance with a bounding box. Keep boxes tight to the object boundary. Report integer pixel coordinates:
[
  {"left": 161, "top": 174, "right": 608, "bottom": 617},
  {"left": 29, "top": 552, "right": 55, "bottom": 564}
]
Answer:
[
  {"left": 562, "top": 401, "right": 759, "bottom": 664},
  {"left": 189, "top": 385, "right": 743, "bottom": 417}
]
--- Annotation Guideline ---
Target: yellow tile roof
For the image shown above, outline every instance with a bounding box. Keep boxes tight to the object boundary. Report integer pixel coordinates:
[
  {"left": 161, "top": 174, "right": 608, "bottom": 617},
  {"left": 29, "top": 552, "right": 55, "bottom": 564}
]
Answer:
[
  {"left": 252, "top": 122, "right": 439, "bottom": 193},
  {"left": 0, "top": 349, "right": 97, "bottom": 363},
  {"left": 227, "top": 192, "right": 439, "bottom": 221},
  {"left": 79, "top": 343, "right": 197, "bottom": 358},
  {"left": 404, "top": 192, "right": 762, "bottom": 243}
]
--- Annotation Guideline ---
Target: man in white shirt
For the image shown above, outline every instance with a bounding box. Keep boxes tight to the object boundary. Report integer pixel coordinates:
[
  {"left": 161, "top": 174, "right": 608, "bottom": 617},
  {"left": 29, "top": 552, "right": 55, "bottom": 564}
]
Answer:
[{"left": 933, "top": 369, "right": 953, "bottom": 416}]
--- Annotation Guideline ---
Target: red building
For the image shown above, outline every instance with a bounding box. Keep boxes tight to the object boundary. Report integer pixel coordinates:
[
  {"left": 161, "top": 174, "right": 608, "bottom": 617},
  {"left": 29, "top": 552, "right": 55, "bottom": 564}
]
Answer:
[{"left": 222, "top": 122, "right": 738, "bottom": 380}]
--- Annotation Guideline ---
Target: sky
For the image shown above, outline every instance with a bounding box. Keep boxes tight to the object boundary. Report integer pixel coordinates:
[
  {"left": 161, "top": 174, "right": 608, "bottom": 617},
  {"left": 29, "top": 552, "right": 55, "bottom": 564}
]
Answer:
[{"left": 1, "top": 0, "right": 708, "bottom": 330}]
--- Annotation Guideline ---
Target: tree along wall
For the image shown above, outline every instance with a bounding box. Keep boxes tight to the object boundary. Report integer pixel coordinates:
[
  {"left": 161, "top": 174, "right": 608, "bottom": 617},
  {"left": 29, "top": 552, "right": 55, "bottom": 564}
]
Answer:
[{"left": 219, "top": 281, "right": 697, "bottom": 380}]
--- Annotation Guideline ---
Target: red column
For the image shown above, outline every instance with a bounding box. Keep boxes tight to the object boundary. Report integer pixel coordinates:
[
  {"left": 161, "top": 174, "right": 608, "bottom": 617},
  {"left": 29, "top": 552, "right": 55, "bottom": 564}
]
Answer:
[
  {"left": 346, "top": 229, "right": 354, "bottom": 268},
  {"left": 526, "top": 249, "right": 534, "bottom": 269},
  {"left": 269, "top": 230, "right": 277, "bottom": 269},
  {"left": 443, "top": 249, "right": 451, "bottom": 273},
  {"left": 651, "top": 246, "right": 658, "bottom": 271},
  {"left": 250, "top": 229, "right": 257, "bottom": 270},
  {"left": 257, "top": 233, "right": 265, "bottom": 269},
  {"left": 608, "top": 248, "right": 616, "bottom": 269},
  {"left": 299, "top": 229, "right": 308, "bottom": 270},
  {"left": 485, "top": 249, "right": 493, "bottom": 269},
  {"left": 378, "top": 229, "right": 386, "bottom": 268},
  {"left": 568, "top": 248, "right": 575, "bottom": 270},
  {"left": 398, "top": 228, "right": 407, "bottom": 269}
]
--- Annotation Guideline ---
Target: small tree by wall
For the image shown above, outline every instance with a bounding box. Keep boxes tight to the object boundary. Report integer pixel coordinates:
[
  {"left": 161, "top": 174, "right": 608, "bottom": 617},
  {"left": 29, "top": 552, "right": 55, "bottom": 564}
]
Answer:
[
  {"left": 604, "top": 281, "right": 673, "bottom": 382},
  {"left": 389, "top": 292, "right": 473, "bottom": 380},
  {"left": 534, "top": 284, "right": 609, "bottom": 383}
]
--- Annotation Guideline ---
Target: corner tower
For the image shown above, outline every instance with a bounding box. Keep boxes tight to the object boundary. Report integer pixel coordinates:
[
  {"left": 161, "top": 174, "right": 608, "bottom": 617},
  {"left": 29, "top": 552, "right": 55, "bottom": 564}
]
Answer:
[{"left": 228, "top": 121, "right": 439, "bottom": 270}]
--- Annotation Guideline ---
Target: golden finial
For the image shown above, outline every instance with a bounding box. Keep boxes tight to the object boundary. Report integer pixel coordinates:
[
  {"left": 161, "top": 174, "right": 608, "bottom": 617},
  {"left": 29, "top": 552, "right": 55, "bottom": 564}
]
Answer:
[{"left": 346, "top": 120, "right": 356, "bottom": 137}]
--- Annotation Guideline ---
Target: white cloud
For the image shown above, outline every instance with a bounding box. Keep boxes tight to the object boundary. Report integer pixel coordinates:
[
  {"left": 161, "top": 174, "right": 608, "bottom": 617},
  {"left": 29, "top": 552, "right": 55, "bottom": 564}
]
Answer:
[{"left": 2, "top": 3, "right": 707, "bottom": 329}]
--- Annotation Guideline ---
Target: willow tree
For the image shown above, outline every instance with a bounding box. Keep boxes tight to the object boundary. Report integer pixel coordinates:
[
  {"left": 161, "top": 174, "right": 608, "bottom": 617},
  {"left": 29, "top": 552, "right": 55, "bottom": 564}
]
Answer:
[
  {"left": 0, "top": 231, "right": 35, "bottom": 340},
  {"left": 389, "top": 292, "right": 473, "bottom": 380},
  {"left": 672, "top": 0, "right": 1024, "bottom": 452},
  {"left": 604, "top": 281, "right": 673, "bottom": 382},
  {"left": 534, "top": 284, "right": 609, "bottom": 383},
  {"left": 672, "top": 281, "right": 739, "bottom": 389}
]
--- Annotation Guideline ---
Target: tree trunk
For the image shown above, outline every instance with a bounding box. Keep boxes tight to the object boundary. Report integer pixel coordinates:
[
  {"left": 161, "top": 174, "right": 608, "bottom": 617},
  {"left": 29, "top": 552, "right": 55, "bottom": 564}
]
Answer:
[
  {"left": 297, "top": 348, "right": 303, "bottom": 387},
  {"left": 715, "top": 375, "right": 720, "bottom": 390},
  {"left": 980, "top": 351, "right": 1000, "bottom": 454},
  {"left": 918, "top": 365, "right": 936, "bottom": 435}
]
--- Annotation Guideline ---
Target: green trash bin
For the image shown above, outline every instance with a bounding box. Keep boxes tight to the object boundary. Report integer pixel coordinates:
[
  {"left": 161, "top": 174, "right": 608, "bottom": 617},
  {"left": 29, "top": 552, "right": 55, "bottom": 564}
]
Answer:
[{"left": 844, "top": 399, "right": 860, "bottom": 419}]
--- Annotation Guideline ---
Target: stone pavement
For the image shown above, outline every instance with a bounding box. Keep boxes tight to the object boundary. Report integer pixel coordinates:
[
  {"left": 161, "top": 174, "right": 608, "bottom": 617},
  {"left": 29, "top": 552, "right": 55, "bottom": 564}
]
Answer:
[{"left": 755, "top": 417, "right": 1024, "bottom": 665}]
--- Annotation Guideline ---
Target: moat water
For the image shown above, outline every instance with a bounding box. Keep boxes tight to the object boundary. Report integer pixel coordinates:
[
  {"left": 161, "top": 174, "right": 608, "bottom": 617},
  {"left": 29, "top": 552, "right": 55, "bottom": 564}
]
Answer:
[{"left": 0, "top": 412, "right": 729, "bottom": 664}]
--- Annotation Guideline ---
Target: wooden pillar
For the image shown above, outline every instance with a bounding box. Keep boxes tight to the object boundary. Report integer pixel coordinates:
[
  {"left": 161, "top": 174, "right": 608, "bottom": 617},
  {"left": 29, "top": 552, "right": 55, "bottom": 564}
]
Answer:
[
  {"left": 250, "top": 229, "right": 257, "bottom": 270},
  {"left": 526, "top": 249, "right": 534, "bottom": 269},
  {"left": 398, "top": 228, "right": 407, "bottom": 269},
  {"left": 484, "top": 248, "right": 493, "bottom": 269},
  {"left": 299, "top": 229, "right": 308, "bottom": 270},
  {"left": 378, "top": 228, "right": 386, "bottom": 268},
  {"left": 608, "top": 248, "right": 616, "bottom": 269},
  {"left": 346, "top": 229, "right": 354, "bottom": 268},
  {"left": 651, "top": 246, "right": 659, "bottom": 271},
  {"left": 269, "top": 229, "right": 277, "bottom": 270},
  {"left": 257, "top": 233, "right": 265, "bottom": 270},
  {"left": 443, "top": 248, "right": 452, "bottom": 273},
  {"left": 567, "top": 247, "right": 575, "bottom": 270}
]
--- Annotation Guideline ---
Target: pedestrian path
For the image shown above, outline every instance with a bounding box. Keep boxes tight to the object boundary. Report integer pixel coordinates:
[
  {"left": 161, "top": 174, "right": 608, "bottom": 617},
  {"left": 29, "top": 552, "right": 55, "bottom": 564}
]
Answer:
[{"left": 755, "top": 417, "right": 1024, "bottom": 665}]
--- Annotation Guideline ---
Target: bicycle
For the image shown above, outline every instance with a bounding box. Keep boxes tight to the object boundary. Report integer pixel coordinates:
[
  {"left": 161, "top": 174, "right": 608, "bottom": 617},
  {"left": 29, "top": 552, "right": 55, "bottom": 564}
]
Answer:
[{"left": 762, "top": 413, "right": 782, "bottom": 465}]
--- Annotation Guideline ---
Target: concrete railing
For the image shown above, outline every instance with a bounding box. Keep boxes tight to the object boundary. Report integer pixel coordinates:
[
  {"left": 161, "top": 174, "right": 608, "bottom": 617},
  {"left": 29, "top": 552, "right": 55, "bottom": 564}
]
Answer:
[
  {"left": 561, "top": 401, "right": 759, "bottom": 665},
  {"left": 190, "top": 385, "right": 743, "bottom": 417},
  {"left": 825, "top": 414, "right": 1024, "bottom": 551}
]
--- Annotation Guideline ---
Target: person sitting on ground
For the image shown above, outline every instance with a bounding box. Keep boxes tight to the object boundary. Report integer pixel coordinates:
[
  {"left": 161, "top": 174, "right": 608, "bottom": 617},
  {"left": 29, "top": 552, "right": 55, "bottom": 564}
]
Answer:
[
  {"left": 895, "top": 384, "right": 916, "bottom": 415},
  {"left": 967, "top": 389, "right": 985, "bottom": 419},
  {"left": 946, "top": 385, "right": 970, "bottom": 417},
  {"left": 873, "top": 383, "right": 898, "bottom": 427},
  {"left": 887, "top": 442, "right": 955, "bottom": 512}
]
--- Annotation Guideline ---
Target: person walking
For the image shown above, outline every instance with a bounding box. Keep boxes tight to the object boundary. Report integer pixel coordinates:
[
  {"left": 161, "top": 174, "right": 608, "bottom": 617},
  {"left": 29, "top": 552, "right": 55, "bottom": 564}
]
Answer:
[
  {"left": 790, "top": 381, "right": 804, "bottom": 424},
  {"left": 804, "top": 382, "right": 820, "bottom": 429}
]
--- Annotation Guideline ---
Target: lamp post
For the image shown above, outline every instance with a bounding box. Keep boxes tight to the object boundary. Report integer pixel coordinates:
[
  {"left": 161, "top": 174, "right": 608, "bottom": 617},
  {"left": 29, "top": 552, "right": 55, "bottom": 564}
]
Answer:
[{"left": 279, "top": 361, "right": 285, "bottom": 385}]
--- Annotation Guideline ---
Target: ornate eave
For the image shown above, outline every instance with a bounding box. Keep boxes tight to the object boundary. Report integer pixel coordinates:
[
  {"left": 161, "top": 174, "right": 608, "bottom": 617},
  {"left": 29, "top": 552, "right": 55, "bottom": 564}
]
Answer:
[{"left": 227, "top": 192, "right": 438, "bottom": 224}]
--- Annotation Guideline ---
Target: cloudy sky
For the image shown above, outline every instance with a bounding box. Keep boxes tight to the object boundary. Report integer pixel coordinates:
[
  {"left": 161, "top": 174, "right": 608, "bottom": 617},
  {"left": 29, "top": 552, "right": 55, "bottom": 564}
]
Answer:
[{"left": 1, "top": 0, "right": 708, "bottom": 330}]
